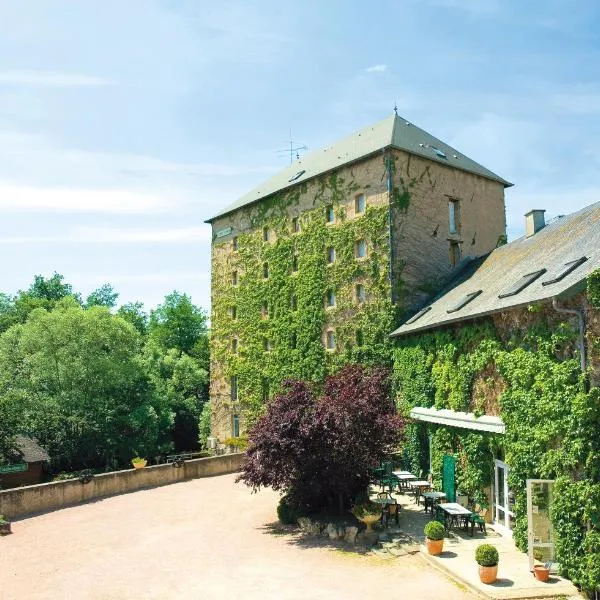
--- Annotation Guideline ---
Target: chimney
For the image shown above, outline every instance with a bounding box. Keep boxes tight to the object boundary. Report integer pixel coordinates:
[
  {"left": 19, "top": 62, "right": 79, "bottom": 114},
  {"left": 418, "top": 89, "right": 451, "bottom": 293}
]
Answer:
[{"left": 525, "top": 209, "right": 545, "bottom": 237}]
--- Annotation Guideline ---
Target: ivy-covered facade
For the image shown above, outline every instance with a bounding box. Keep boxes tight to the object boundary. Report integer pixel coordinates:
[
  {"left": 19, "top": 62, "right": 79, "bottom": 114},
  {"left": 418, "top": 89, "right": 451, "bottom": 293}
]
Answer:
[
  {"left": 206, "top": 113, "right": 508, "bottom": 439},
  {"left": 392, "top": 203, "right": 600, "bottom": 593}
]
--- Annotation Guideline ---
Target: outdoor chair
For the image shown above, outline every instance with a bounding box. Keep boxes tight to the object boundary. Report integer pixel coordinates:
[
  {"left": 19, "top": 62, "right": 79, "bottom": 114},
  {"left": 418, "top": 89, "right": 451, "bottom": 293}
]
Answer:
[{"left": 468, "top": 504, "right": 487, "bottom": 535}]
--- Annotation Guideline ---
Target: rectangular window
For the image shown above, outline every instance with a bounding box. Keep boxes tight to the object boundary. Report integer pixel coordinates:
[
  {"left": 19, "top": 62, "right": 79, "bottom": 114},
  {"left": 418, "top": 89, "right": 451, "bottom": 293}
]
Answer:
[
  {"left": 406, "top": 306, "right": 432, "bottom": 325},
  {"left": 230, "top": 306, "right": 237, "bottom": 320},
  {"left": 356, "top": 283, "right": 366, "bottom": 304},
  {"left": 231, "top": 338, "right": 238, "bottom": 353},
  {"left": 232, "top": 270, "right": 238, "bottom": 286},
  {"left": 447, "top": 290, "right": 482, "bottom": 314},
  {"left": 449, "top": 199, "right": 460, "bottom": 235},
  {"left": 542, "top": 257, "right": 588, "bottom": 286},
  {"left": 261, "top": 377, "right": 269, "bottom": 402},
  {"left": 326, "top": 290, "right": 336, "bottom": 308},
  {"left": 326, "top": 330, "right": 336, "bottom": 350},
  {"left": 291, "top": 331, "right": 297, "bottom": 349},
  {"left": 291, "top": 294, "right": 298, "bottom": 311},
  {"left": 262, "top": 227, "right": 269, "bottom": 242},
  {"left": 355, "top": 193, "right": 366, "bottom": 214},
  {"left": 261, "top": 300, "right": 269, "bottom": 318},
  {"left": 292, "top": 254, "right": 298, "bottom": 273},
  {"left": 355, "top": 240, "right": 367, "bottom": 259},
  {"left": 356, "top": 329, "right": 364, "bottom": 346},
  {"left": 263, "top": 338, "right": 271, "bottom": 352},
  {"left": 230, "top": 376, "right": 238, "bottom": 401},
  {"left": 450, "top": 241, "right": 461, "bottom": 267},
  {"left": 232, "top": 236, "right": 238, "bottom": 251},
  {"left": 292, "top": 217, "right": 300, "bottom": 233},
  {"left": 232, "top": 414, "right": 240, "bottom": 437},
  {"left": 498, "top": 269, "right": 547, "bottom": 299},
  {"left": 327, "top": 247, "right": 336, "bottom": 264},
  {"left": 326, "top": 205, "right": 335, "bottom": 224},
  {"left": 263, "top": 262, "right": 269, "bottom": 279}
]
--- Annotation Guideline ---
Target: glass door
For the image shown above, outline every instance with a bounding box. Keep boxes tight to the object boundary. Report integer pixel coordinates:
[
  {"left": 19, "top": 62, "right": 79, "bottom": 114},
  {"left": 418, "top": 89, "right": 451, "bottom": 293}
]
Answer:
[
  {"left": 494, "top": 460, "right": 514, "bottom": 533},
  {"left": 527, "top": 479, "right": 557, "bottom": 572}
]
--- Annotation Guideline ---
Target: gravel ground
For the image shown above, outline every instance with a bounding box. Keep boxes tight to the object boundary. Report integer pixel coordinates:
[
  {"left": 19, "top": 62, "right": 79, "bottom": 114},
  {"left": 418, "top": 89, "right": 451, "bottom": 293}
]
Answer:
[{"left": 1, "top": 473, "right": 475, "bottom": 599}]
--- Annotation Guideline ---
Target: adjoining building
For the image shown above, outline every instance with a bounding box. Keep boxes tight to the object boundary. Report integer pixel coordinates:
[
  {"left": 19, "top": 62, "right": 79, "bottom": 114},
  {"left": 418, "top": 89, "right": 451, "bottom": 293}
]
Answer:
[
  {"left": 206, "top": 112, "right": 511, "bottom": 440},
  {"left": 0, "top": 435, "right": 50, "bottom": 489},
  {"left": 391, "top": 202, "right": 600, "bottom": 578}
]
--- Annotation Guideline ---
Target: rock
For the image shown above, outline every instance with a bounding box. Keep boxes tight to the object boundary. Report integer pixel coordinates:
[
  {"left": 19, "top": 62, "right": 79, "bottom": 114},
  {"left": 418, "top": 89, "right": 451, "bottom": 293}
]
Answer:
[
  {"left": 297, "top": 517, "right": 322, "bottom": 536},
  {"left": 344, "top": 526, "right": 358, "bottom": 544}
]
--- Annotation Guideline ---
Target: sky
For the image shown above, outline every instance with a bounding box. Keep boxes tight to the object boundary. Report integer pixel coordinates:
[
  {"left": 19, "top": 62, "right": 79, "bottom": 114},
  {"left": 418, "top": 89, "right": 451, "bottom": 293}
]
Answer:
[{"left": 1, "top": 0, "right": 600, "bottom": 312}]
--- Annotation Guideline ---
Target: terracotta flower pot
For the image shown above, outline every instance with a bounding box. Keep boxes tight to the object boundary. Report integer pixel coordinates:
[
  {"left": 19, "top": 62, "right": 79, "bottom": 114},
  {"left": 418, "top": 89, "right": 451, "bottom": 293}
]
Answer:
[
  {"left": 426, "top": 537, "right": 444, "bottom": 555},
  {"left": 132, "top": 459, "right": 147, "bottom": 469},
  {"left": 478, "top": 564, "right": 498, "bottom": 584},
  {"left": 533, "top": 565, "right": 550, "bottom": 582}
]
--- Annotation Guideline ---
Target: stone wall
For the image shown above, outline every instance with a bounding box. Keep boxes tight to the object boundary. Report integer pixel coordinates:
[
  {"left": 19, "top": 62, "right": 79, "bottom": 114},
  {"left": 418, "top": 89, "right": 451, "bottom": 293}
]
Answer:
[{"left": 0, "top": 453, "right": 244, "bottom": 520}]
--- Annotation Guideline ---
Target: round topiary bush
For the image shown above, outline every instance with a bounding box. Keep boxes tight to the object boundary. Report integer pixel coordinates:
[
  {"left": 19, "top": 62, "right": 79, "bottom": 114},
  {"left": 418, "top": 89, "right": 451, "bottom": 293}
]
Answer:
[
  {"left": 277, "top": 495, "right": 301, "bottom": 525},
  {"left": 424, "top": 520, "right": 445, "bottom": 541},
  {"left": 475, "top": 544, "right": 499, "bottom": 567}
]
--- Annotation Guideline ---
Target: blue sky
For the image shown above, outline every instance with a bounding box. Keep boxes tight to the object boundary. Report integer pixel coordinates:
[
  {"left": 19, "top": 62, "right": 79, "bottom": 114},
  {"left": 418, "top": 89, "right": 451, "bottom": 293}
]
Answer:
[{"left": 1, "top": 0, "right": 599, "bottom": 312}]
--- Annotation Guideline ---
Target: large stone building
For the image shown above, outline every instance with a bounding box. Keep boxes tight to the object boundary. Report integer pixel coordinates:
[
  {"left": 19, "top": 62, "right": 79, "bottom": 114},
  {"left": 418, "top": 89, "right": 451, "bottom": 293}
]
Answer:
[{"left": 206, "top": 113, "right": 511, "bottom": 440}]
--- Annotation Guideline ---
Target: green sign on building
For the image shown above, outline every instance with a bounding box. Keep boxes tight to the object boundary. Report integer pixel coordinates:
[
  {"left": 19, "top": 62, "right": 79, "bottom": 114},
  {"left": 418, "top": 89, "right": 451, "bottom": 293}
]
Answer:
[{"left": 0, "top": 462, "right": 27, "bottom": 474}]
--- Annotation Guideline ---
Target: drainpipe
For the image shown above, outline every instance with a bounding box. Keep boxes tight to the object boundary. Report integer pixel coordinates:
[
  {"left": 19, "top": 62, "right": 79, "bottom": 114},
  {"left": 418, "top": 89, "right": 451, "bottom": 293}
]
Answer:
[
  {"left": 552, "top": 298, "right": 586, "bottom": 373},
  {"left": 385, "top": 151, "right": 395, "bottom": 303}
]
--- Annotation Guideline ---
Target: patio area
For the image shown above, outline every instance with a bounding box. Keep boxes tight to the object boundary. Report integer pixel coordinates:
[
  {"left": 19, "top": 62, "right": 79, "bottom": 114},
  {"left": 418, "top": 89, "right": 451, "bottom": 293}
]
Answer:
[{"left": 368, "top": 483, "right": 581, "bottom": 599}]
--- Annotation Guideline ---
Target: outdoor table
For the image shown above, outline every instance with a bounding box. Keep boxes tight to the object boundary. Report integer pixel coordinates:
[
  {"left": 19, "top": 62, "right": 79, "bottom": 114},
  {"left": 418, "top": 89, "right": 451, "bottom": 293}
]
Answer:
[
  {"left": 392, "top": 470, "right": 413, "bottom": 477},
  {"left": 408, "top": 480, "right": 431, "bottom": 504},
  {"left": 395, "top": 473, "right": 417, "bottom": 490},
  {"left": 372, "top": 497, "right": 399, "bottom": 527},
  {"left": 422, "top": 491, "right": 446, "bottom": 514},
  {"left": 438, "top": 502, "right": 472, "bottom": 533}
]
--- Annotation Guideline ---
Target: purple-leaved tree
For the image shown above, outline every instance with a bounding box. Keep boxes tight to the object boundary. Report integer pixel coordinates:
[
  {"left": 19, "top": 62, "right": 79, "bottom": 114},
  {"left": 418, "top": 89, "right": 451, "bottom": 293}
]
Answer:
[{"left": 238, "top": 365, "right": 405, "bottom": 514}]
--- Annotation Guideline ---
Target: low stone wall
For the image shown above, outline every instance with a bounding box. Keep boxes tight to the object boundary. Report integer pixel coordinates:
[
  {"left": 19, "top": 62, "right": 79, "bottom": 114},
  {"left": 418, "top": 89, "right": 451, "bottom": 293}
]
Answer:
[{"left": 0, "top": 453, "right": 244, "bottom": 520}]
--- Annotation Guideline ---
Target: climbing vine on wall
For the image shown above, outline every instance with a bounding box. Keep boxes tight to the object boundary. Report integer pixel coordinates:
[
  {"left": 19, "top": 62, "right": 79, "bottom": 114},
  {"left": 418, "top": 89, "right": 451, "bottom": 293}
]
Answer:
[
  {"left": 211, "top": 172, "right": 397, "bottom": 429},
  {"left": 393, "top": 290, "right": 600, "bottom": 592}
]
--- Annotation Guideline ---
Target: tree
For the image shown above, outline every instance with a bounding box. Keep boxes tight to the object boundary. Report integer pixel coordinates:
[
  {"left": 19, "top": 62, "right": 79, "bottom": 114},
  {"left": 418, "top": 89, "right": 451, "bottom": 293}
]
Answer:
[
  {"left": 0, "top": 298, "right": 173, "bottom": 471},
  {"left": 238, "top": 365, "right": 405, "bottom": 513},
  {"left": 149, "top": 291, "right": 208, "bottom": 356},
  {"left": 86, "top": 284, "right": 118, "bottom": 309},
  {"left": 117, "top": 302, "right": 148, "bottom": 335}
]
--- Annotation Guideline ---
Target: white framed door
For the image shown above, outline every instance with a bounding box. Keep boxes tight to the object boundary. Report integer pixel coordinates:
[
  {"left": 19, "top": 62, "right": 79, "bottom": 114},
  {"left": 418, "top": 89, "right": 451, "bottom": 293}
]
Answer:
[{"left": 494, "top": 459, "right": 515, "bottom": 534}]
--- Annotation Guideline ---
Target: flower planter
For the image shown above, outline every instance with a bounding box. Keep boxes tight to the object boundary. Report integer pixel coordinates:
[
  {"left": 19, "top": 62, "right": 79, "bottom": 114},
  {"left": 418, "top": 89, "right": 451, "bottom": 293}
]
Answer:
[
  {"left": 0, "top": 522, "right": 12, "bottom": 535},
  {"left": 356, "top": 513, "right": 381, "bottom": 533},
  {"left": 479, "top": 565, "right": 498, "bottom": 584},
  {"left": 131, "top": 459, "right": 147, "bottom": 469},
  {"left": 426, "top": 537, "right": 444, "bottom": 555},
  {"left": 533, "top": 565, "right": 550, "bottom": 582}
]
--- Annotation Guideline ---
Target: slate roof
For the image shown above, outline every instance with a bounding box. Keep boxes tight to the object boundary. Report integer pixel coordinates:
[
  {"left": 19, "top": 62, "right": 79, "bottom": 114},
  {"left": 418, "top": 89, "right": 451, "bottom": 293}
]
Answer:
[
  {"left": 13, "top": 435, "right": 50, "bottom": 463},
  {"left": 391, "top": 201, "right": 600, "bottom": 338},
  {"left": 206, "top": 113, "right": 512, "bottom": 222}
]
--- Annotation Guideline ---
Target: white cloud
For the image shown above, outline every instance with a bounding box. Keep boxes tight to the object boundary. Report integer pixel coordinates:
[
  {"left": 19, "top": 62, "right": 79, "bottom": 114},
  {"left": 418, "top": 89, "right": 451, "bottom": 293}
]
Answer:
[
  {"left": 0, "top": 225, "right": 211, "bottom": 245},
  {"left": 365, "top": 64, "right": 387, "bottom": 73},
  {"left": 0, "top": 70, "right": 112, "bottom": 87},
  {"left": 0, "top": 183, "right": 169, "bottom": 214}
]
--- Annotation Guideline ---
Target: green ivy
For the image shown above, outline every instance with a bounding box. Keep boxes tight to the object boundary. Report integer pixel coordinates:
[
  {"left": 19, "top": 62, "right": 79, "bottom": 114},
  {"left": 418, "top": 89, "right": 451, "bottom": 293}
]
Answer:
[
  {"left": 588, "top": 268, "right": 600, "bottom": 309},
  {"left": 212, "top": 173, "right": 396, "bottom": 428},
  {"left": 393, "top": 293, "right": 600, "bottom": 592}
]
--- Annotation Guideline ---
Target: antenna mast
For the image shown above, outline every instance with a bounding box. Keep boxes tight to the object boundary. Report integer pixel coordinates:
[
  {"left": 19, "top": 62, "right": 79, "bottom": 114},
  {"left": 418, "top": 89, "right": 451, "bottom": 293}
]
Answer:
[{"left": 277, "top": 129, "right": 307, "bottom": 164}]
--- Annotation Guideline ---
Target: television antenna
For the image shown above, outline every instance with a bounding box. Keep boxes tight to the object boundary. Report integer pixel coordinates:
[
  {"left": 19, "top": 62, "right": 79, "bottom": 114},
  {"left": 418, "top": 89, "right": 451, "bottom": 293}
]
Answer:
[{"left": 277, "top": 130, "right": 307, "bottom": 164}]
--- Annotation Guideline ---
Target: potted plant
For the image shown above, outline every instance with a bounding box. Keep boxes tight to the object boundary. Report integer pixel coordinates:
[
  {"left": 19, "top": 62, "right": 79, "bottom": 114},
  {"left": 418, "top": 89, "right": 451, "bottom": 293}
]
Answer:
[
  {"left": 533, "top": 561, "right": 551, "bottom": 582},
  {"left": 0, "top": 515, "right": 11, "bottom": 535},
  {"left": 424, "top": 520, "right": 445, "bottom": 555},
  {"left": 475, "top": 544, "right": 499, "bottom": 584},
  {"left": 131, "top": 457, "right": 147, "bottom": 469},
  {"left": 351, "top": 501, "right": 382, "bottom": 533}
]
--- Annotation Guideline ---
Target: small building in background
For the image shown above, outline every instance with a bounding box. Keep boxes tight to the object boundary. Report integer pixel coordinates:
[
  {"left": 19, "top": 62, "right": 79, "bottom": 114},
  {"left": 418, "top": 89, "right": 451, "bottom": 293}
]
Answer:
[{"left": 0, "top": 435, "right": 50, "bottom": 489}]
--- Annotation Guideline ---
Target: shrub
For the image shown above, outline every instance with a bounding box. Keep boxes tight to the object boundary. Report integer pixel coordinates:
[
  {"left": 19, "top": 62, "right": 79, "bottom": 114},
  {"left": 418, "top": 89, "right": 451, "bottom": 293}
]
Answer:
[
  {"left": 277, "top": 495, "right": 302, "bottom": 525},
  {"left": 475, "top": 544, "right": 499, "bottom": 567},
  {"left": 352, "top": 501, "right": 381, "bottom": 518},
  {"left": 0, "top": 515, "right": 8, "bottom": 525},
  {"left": 424, "top": 520, "right": 445, "bottom": 541},
  {"left": 222, "top": 436, "right": 248, "bottom": 452}
]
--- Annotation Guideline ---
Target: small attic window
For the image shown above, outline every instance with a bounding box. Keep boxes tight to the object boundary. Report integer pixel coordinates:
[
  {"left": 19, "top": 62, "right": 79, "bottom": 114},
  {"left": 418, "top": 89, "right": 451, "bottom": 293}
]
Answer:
[
  {"left": 498, "top": 269, "right": 546, "bottom": 299},
  {"left": 542, "top": 257, "right": 588, "bottom": 286},
  {"left": 446, "top": 290, "right": 482, "bottom": 314},
  {"left": 288, "top": 170, "right": 305, "bottom": 182},
  {"left": 406, "top": 306, "right": 431, "bottom": 325}
]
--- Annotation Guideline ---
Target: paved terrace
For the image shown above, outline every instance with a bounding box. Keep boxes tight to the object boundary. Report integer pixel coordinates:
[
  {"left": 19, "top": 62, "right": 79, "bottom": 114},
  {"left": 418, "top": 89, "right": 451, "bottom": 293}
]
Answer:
[{"left": 1, "top": 473, "right": 475, "bottom": 600}]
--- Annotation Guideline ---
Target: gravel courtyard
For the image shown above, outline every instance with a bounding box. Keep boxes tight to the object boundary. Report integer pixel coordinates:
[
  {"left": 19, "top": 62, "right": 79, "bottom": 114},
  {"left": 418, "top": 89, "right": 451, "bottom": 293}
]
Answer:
[{"left": 1, "top": 473, "right": 474, "bottom": 599}]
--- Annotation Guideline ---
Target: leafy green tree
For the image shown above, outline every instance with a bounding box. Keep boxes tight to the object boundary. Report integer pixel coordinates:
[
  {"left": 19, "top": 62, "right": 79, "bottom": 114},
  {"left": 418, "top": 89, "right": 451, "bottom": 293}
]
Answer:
[
  {"left": 86, "top": 284, "right": 118, "bottom": 309},
  {"left": 117, "top": 302, "right": 148, "bottom": 335},
  {"left": 0, "top": 298, "right": 173, "bottom": 470},
  {"left": 199, "top": 401, "right": 212, "bottom": 448}
]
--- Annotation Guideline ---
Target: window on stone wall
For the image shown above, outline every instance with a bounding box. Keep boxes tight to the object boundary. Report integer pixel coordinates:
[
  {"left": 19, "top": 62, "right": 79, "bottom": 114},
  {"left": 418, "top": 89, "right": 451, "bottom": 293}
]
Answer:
[
  {"left": 449, "top": 199, "right": 460, "bottom": 235},
  {"left": 231, "top": 338, "right": 238, "bottom": 354},
  {"left": 230, "top": 306, "right": 237, "bottom": 320},
  {"left": 261, "top": 300, "right": 269, "bottom": 318},
  {"left": 232, "top": 270, "right": 238, "bottom": 286},
  {"left": 291, "top": 294, "right": 298, "bottom": 311},
  {"left": 263, "top": 262, "right": 269, "bottom": 279},
  {"left": 356, "top": 283, "right": 366, "bottom": 304},
  {"left": 261, "top": 377, "right": 269, "bottom": 402},
  {"left": 355, "top": 193, "right": 366, "bottom": 214},
  {"left": 291, "top": 331, "right": 297, "bottom": 349},
  {"left": 232, "top": 414, "right": 240, "bottom": 437},
  {"left": 326, "top": 290, "right": 336, "bottom": 308},
  {"left": 263, "top": 227, "right": 269, "bottom": 242},
  {"left": 327, "top": 247, "right": 336, "bottom": 264},
  {"left": 326, "top": 205, "right": 335, "bottom": 224},
  {"left": 263, "top": 337, "right": 271, "bottom": 352},
  {"left": 292, "top": 217, "right": 300, "bottom": 233},
  {"left": 230, "top": 376, "right": 238, "bottom": 401},
  {"left": 450, "top": 241, "right": 461, "bottom": 267},
  {"left": 292, "top": 254, "right": 298, "bottom": 273},
  {"left": 325, "top": 330, "right": 336, "bottom": 350},
  {"left": 232, "top": 236, "right": 238, "bottom": 251},
  {"left": 356, "top": 329, "right": 364, "bottom": 346},
  {"left": 355, "top": 239, "right": 367, "bottom": 259}
]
